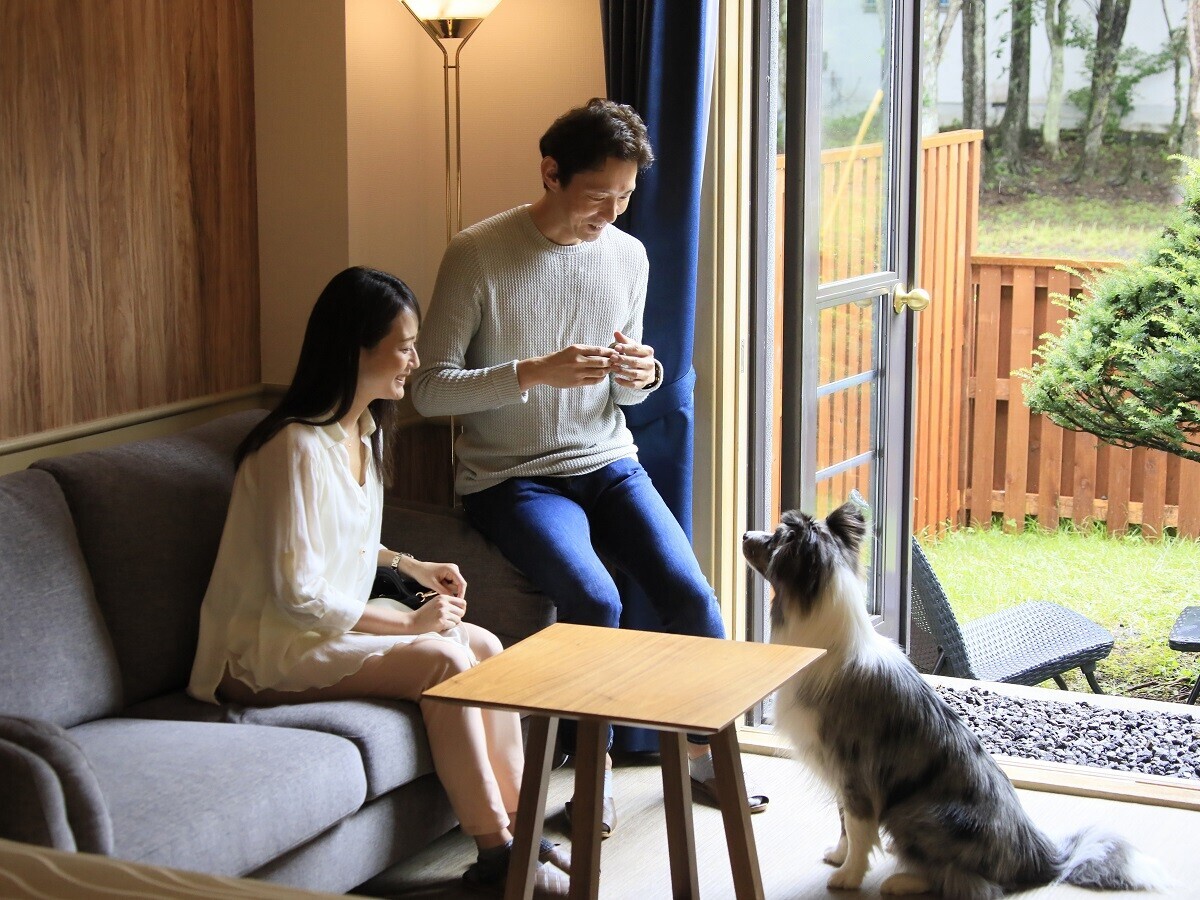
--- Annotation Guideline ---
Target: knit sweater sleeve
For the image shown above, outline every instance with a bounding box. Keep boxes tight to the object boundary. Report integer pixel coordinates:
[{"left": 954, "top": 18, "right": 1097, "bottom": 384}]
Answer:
[
  {"left": 608, "top": 247, "right": 660, "bottom": 407},
  {"left": 410, "top": 231, "right": 528, "bottom": 417}
]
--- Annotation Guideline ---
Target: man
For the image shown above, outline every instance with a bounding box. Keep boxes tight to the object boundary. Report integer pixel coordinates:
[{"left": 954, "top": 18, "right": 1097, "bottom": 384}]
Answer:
[{"left": 411, "top": 98, "right": 768, "bottom": 834}]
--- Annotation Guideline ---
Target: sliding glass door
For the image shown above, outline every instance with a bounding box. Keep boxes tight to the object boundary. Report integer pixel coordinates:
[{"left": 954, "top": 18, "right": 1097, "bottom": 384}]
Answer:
[{"left": 749, "top": 0, "right": 926, "bottom": 647}]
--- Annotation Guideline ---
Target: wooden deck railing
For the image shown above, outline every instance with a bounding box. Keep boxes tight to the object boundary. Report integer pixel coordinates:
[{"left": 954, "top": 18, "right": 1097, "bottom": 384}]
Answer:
[{"left": 962, "top": 256, "right": 1200, "bottom": 538}]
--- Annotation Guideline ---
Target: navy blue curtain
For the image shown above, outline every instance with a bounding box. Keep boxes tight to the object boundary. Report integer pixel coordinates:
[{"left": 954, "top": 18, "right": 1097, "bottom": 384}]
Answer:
[{"left": 602, "top": 0, "right": 717, "bottom": 752}]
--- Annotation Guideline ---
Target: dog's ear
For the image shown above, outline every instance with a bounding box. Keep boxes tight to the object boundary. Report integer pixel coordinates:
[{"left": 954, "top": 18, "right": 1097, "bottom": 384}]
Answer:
[{"left": 826, "top": 501, "right": 868, "bottom": 555}]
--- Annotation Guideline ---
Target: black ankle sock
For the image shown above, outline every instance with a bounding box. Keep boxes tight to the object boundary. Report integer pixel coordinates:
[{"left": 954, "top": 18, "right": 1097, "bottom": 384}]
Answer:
[{"left": 465, "top": 839, "right": 513, "bottom": 885}]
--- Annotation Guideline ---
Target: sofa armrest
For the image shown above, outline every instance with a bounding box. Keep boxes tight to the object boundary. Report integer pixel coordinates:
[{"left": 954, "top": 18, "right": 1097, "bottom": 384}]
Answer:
[
  {"left": 0, "top": 717, "right": 113, "bottom": 854},
  {"left": 381, "top": 502, "right": 555, "bottom": 647},
  {"left": 0, "top": 737, "right": 74, "bottom": 849}
]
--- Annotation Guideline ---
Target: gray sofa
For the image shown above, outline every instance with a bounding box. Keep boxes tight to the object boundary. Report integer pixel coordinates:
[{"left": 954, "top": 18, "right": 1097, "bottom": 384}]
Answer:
[{"left": 0, "top": 410, "right": 555, "bottom": 893}]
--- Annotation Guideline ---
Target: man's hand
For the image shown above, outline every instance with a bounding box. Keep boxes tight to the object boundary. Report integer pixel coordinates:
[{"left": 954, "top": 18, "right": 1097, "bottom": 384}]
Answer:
[
  {"left": 610, "top": 330, "right": 658, "bottom": 389},
  {"left": 517, "top": 344, "right": 619, "bottom": 390}
]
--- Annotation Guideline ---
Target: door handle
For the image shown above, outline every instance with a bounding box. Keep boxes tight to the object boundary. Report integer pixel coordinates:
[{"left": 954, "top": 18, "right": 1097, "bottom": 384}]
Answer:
[{"left": 893, "top": 286, "right": 930, "bottom": 314}]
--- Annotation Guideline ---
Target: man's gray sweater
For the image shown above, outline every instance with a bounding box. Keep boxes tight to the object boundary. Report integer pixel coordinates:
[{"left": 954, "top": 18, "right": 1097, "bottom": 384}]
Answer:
[{"left": 410, "top": 205, "right": 660, "bottom": 496}]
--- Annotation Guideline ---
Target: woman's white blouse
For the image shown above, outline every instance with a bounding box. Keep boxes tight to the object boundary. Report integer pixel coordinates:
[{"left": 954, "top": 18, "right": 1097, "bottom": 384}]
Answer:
[{"left": 188, "top": 414, "right": 384, "bottom": 702}]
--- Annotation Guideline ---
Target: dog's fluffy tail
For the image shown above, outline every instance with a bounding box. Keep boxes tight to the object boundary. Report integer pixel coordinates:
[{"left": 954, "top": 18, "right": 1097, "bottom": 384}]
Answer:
[{"left": 1056, "top": 827, "right": 1170, "bottom": 892}]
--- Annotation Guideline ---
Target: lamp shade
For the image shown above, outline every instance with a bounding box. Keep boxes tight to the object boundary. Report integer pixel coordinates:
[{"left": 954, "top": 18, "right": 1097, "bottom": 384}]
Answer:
[{"left": 401, "top": 0, "right": 501, "bottom": 19}]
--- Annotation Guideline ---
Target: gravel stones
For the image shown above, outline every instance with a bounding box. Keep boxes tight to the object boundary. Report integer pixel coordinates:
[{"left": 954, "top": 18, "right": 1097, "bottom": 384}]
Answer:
[{"left": 934, "top": 684, "right": 1200, "bottom": 781}]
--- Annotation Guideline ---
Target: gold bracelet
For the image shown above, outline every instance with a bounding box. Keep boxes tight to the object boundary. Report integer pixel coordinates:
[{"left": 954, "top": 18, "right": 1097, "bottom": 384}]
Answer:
[{"left": 390, "top": 551, "right": 414, "bottom": 571}]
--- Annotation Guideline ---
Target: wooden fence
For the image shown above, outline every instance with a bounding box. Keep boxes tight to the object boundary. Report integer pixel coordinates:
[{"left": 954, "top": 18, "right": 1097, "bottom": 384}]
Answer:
[
  {"left": 776, "top": 131, "right": 1200, "bottom": 538},
  {"left": 961, "top": 256, "right": 1200, "bottom": 538}
]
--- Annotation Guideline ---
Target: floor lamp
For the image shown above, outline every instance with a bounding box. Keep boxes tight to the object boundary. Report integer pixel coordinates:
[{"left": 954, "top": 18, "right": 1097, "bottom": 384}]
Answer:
[
  {"left": 399, "top": 0, "right": 501, "bottom": 501},
  {"left": 400, "top": 0, "right": 502, "bottom": 243}
]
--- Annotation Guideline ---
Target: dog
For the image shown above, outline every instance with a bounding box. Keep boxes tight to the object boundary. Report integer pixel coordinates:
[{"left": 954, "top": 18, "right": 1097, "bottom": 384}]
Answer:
[{"left": 743, "top": 501, "right": 1166, "bottom": 899}]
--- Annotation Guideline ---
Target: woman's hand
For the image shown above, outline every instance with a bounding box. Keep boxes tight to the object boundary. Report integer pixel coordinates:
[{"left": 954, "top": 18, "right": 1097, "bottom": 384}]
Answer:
[
  {"left": 410, "top": 593, "right": 467, "bottom": 634},
  {"left": 408, "top": 559, "right": 467, "bottom": 598}
]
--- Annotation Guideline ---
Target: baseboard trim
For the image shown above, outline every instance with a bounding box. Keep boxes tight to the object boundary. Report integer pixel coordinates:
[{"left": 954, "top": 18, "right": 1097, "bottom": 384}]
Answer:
[
  {"left": 737, "top": 727, "right": 1200, "bottom": 811},
  {"left": 0, "top": 385, "right": 274, "bottom": 476},
  {"left": 999, "top": 756, "right": 1200, "bottom": 811},
  {"left": 0, "top": 385, "right": 270, "bottom": 454}
]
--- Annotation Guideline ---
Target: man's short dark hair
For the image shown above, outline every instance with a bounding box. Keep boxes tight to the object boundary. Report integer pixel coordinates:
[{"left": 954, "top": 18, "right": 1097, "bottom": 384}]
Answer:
[{"left": 538, "top": 98, "right": 654, "bottom": 187}]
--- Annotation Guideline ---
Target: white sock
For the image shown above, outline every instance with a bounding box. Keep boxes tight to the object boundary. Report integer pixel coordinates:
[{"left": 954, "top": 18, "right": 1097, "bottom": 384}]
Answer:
[
  {"left": 603, "top": 767, "right": 614, "bottom": 799},
  {"left": 688, "top": 751, "right": 715, "bottom": 783}
]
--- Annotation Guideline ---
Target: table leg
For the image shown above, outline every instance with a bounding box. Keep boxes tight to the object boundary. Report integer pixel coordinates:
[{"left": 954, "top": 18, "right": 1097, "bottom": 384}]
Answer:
[
  {"left": 658, "top": 732, "right": 699, "bottom": 899},
  {"left": 505, "top": 715, "right": 558, "bottom": 900},
  {"left": 710, "top": 724, "right": 764, "bottom": 900},
  {"left": 569, "top": 719, "right": 607, "bottom": 900}
]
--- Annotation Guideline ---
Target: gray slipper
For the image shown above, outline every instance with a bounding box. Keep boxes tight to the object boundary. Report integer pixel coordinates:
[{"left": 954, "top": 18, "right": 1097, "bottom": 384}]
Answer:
[
  {"left": 563, "top": 796, "right": 617, "bottom": 838},
  {"left": 690, "top": 775, "right": 769, "bottom": 813}
]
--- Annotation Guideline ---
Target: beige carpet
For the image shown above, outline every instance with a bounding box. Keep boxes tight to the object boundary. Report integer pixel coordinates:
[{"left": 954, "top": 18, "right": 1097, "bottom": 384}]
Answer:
[{"left": 356, "top": 749, "right": 1200, "bottom": 899}]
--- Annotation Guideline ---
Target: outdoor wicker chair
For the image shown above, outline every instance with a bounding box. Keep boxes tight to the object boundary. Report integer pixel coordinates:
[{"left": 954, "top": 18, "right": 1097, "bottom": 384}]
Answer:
[{"left": 908, "top": 539, "right": 1114, "bottom": 693}]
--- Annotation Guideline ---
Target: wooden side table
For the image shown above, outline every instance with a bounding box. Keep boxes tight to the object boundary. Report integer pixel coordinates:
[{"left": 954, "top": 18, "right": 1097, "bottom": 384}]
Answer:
[
  {"left": 1169, "top": 606, "right": 1200, "bottom": 704},
  {"left": 423, "top": 623, "right": 823, "bottom": 900}
]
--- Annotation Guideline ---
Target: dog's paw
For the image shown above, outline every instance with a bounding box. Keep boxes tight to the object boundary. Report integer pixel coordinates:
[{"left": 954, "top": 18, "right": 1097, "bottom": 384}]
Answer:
[
  {"left": 880, "top": 872, "right": 931, "bottom": 895},
  {"left": 823, "top": 844, "right": 848, "bottom": 866},
  {"left": 827, "top": 867, "right": 865, "bottom": 891}
]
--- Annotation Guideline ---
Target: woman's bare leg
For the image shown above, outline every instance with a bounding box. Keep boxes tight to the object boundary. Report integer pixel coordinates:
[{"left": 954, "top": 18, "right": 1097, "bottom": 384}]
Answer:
[{"left": 463, "top": 625, "right": 523, "bottom": 816}]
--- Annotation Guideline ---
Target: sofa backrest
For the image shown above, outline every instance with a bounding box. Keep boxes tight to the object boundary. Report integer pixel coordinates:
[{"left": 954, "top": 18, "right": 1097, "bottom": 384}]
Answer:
[
  {"left": 0, "top": 470, "right": 124, "bottom": 726},
  {"left": 32, "top": 410, "right": 267, "bottom": 707}
]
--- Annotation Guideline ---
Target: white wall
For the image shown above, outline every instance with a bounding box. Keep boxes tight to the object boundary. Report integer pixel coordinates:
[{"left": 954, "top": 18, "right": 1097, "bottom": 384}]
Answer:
[
  {"left": 936, "top": 0, "right": 1185, "bottom": 130},
  {"left": 820, "top": 0, "right": 1186, "bottom": 132},
  {"left": 256, "top": 0, "right": 606, "bottom": 386},
  {"left": 254, "top": 0, "right": 352, "bottom": 387}
]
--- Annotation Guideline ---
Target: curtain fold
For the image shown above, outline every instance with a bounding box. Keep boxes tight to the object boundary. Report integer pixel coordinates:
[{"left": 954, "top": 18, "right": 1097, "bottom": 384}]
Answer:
[{"left": 601, "top": 0, "right": 717, "bottom": 753}]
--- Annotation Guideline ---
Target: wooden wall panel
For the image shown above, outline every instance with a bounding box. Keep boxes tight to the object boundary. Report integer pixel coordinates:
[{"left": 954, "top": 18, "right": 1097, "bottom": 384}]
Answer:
[{"left": 0, "top": 0, "right": 259, "bottom": 440}]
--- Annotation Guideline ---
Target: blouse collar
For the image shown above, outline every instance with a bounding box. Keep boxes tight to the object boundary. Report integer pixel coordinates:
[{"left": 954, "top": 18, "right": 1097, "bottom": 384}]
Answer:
[{"left": 319, "top": 409, "right": 377, "bottom": 448}]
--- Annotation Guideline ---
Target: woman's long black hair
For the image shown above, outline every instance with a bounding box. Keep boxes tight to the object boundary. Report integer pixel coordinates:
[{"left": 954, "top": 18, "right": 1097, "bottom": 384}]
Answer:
[{"left": 236, "top": 266, "right": 420, "bottom": 484}]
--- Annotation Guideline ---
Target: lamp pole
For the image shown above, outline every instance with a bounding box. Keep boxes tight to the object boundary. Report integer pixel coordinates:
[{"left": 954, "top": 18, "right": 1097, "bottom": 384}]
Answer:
[
  {"left": 400, "top": 4, "right": 497, "bottom": 242},
  {"left": 400, "top": 1, "right": 501, "bottom": 498}
]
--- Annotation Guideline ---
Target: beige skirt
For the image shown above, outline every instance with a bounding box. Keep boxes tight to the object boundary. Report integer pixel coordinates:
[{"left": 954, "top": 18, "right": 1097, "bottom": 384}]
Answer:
[{"left": 226, "top": 597, "right": 476, "bottom": 694}]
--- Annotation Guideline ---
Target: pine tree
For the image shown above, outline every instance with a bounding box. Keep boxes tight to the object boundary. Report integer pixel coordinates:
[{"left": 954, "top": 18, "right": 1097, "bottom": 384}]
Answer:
[{"left": 1022, "top": 157, "right": 1200, "bottom": 461}]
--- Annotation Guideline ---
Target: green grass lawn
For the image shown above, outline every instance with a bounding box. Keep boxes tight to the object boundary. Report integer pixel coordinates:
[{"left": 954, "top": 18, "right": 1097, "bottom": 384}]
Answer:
[
  {"left": 976, "top": 196, "right": 1170, "bottom": 261},
  {"left": 918, "top": 524, "right": 1200, "bottom": 702}
]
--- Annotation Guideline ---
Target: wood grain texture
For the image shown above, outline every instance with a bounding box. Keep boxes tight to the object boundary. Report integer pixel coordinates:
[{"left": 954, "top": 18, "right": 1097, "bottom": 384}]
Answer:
[
  {"left": 0, "top": 0, "right": 258, "bottom": 440},
  {"left": 424, "top": 623, "right": 823, "bottom": 734}
]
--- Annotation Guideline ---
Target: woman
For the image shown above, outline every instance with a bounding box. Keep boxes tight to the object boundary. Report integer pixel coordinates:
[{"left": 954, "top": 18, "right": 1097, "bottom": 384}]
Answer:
[{"left": 188, "top": 267, "right": 566, "bottom": 895}]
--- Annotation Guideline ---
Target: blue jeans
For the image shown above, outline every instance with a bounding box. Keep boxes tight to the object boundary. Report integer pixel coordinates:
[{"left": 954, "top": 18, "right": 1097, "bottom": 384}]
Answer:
[{"left": 463, "top": 457, "right": 726, "bottom": 751}]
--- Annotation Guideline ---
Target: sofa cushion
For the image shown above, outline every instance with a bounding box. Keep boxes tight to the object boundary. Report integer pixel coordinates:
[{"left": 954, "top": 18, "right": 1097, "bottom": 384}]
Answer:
[
  {"left": 381, "top": 502, "right": 556, "bottom": 647},
  {"left": 0, "top": 470, "right": 123, "bottom": 726},
  {"left": 67, "top": 718, "right": 365, "bottom": 878},
  {"left": 33, "top": 410, "right": 267, "bottom": 706},
  {"left": 235, "top": 700, "right": 433, "bottom": 802},
  {"left": 123, "top": 691, "right": 434, "bottom": 803}
]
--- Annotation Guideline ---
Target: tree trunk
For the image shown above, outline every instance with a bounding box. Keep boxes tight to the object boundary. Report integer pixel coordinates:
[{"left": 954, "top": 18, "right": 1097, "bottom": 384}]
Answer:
[
  {"left": 997, "top": 0, "right": 1033, "bottom": 172},
  {"left": 1163, "top": 0, "right": 1185, "bottom": 151},
  {"left": 1185, "top": 0, "right": 1200, "bottom": 160},
  {"left": 1042, "top": 0, "right": 1070, "bottom": 158},
  {"left": 922, "top": 0, "right": 962, "bottom": 136},
  {"left": 962, "top": 0, "right": 987, "bottom": 130},
  {"left": 1074, "top": 0, "right": 1133, "bottom": 178}
]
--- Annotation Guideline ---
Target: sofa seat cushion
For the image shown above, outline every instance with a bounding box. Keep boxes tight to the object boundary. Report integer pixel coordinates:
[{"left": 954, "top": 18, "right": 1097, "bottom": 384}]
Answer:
[
  {"left": 234, "top": 700, "right": 432, "bottom": 802},
  {"left": 67, "top": 718, "right": 366, "bottom": 877},
  {"left": 123, "top": 692, "right": 434, "bottom": 803}
]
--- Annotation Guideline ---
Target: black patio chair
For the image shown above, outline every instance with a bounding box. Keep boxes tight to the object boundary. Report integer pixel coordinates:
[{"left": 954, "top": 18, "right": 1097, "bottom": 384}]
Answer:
[{"left": 908, "top": 539, "right": 1114, "bottom": 693}]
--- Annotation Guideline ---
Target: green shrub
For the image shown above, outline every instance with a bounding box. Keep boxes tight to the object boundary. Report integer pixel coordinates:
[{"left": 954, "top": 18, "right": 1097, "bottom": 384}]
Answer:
[{"left": 1021, "top": 156, "right": 1200, "bottom": 462}]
